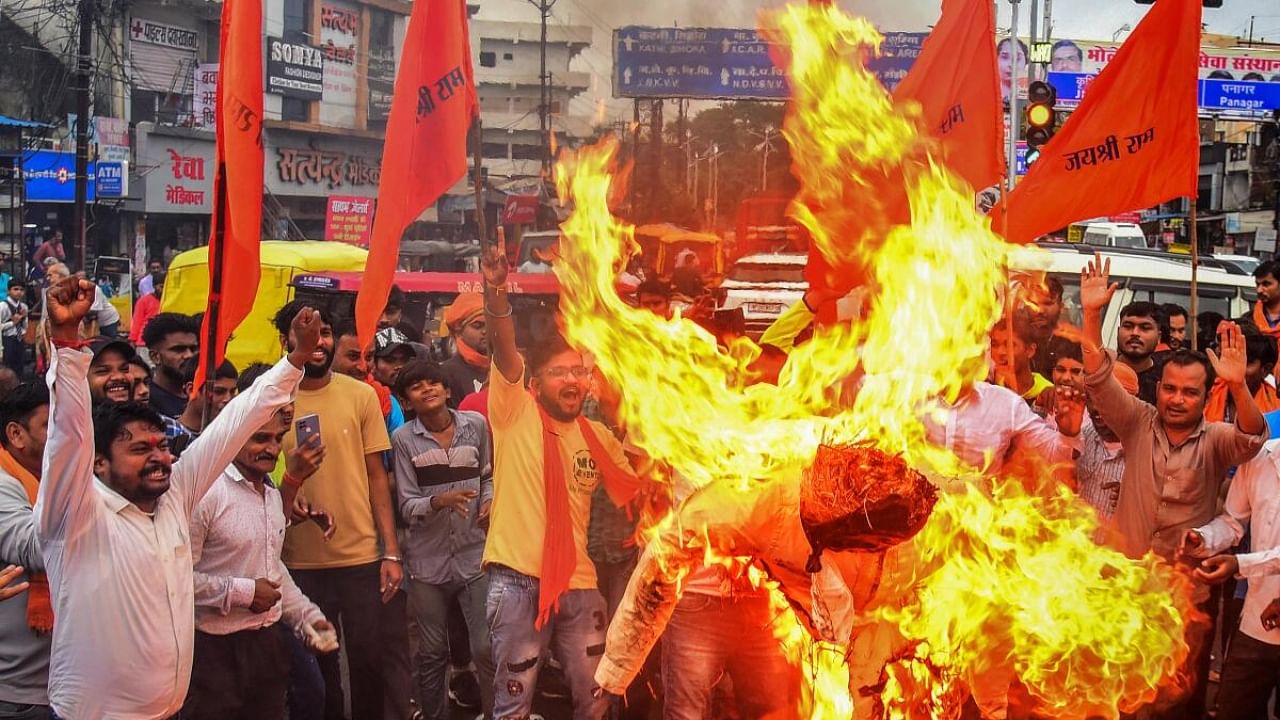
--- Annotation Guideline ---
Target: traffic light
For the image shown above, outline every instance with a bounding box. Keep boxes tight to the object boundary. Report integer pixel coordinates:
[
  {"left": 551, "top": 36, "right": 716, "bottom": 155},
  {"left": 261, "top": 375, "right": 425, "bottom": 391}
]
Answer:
[{"left": 1025, "top": 80, "right": 1057, "bottom": 155}]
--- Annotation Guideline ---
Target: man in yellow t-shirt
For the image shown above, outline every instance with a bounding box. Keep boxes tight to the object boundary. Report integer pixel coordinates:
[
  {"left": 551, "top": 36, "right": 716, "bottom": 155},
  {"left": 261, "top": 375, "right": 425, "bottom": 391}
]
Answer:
[
  {"left": 481, "top": 237, "right": 631, "bottom": 720},
  {"left": 273, "top": 300, "right": 405, "bottom": 720}
]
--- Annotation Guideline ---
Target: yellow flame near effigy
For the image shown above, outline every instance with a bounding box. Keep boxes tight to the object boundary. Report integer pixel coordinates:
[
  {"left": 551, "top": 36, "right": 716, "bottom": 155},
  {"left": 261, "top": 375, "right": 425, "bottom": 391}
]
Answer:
[{"left": 552, "top": 3, "right": 1196, "bottom": 718}]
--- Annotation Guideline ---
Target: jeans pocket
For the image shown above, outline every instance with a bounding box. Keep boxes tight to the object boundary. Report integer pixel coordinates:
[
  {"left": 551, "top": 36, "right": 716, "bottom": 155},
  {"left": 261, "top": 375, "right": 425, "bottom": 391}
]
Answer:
[{"left": 486, "top": 580, "right": 507, "bottom": 630}]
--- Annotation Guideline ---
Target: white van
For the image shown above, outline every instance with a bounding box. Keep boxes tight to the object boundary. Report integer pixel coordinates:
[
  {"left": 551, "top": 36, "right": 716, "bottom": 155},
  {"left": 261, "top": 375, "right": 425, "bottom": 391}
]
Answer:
[
  {"left": 1010, "top": 244, "right": 1256, "bottom": 348},
  {"left": 1081, "top": 222, "right": 1149, "bottom": 249}
]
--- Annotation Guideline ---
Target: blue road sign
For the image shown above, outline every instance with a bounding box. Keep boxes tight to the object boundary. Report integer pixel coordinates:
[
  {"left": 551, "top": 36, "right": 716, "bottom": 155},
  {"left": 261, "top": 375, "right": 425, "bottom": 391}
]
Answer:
[
  {"left": 1048, "top": 71, "right": 1280, "bottom": 113},
  {"left": 613, "top": 26, "right": 928, "bottom": 100}
]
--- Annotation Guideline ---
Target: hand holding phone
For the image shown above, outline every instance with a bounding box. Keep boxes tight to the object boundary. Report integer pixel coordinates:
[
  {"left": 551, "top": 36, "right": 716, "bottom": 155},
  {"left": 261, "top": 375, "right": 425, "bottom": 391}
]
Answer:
[{"left": 295, "top": 414, "right": 321, "bottom": 447}]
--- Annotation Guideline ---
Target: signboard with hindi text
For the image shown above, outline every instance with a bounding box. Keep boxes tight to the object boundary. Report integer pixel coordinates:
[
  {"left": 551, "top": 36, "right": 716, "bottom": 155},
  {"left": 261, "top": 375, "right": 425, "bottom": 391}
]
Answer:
[
  {"left": 319, "top": 2, "right": 359, "bottom": 128},
  {"left": 193, "top": 64, "right": 218, "bottom": 128},
  {"left": 325, "top": 195, "right": 375, "bottom": 245},
  {"left": 1043, "top": 39, "right": 1280, "bottom": 115},
  {"left": 135, "top": 125, "right": 214, "bottom": 214},
  {"left": 613, "top": 26, "right": 927, "bottom": 100}
]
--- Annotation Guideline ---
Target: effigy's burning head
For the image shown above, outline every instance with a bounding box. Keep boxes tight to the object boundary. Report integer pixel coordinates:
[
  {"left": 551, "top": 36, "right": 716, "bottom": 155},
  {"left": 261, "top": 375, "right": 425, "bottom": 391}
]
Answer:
[{"left": 800, "top": 444, "right": 937, "bottom": 567}]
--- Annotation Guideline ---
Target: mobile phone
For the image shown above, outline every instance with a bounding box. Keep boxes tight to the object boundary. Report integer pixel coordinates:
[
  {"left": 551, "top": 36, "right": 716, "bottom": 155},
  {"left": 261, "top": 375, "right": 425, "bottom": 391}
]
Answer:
[
  {"left": 309, "top": 511, "right": 332, "bottom": 533},
  {"left": 296, "top": 414, "right": 321, "bottom": 447}
]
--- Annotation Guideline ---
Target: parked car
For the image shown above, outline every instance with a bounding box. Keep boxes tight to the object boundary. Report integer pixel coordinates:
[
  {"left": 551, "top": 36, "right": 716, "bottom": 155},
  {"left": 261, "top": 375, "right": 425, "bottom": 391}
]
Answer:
[
  {"left": 1080, "top": 222, "right": 1148, "bottom": 249},
  {"left": 717, "top": 253, "right": 808, "bottom": 337}
]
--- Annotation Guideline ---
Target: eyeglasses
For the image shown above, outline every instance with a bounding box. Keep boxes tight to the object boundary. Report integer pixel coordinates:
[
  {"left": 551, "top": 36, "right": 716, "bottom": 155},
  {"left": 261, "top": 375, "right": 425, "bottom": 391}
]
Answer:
[{"left": 541, "top": 366, "right": 591, "bottom": 380}]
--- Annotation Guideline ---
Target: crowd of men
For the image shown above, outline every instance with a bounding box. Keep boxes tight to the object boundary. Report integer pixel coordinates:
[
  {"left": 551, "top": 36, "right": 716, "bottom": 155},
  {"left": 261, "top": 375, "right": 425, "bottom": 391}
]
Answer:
[{"left": 0, "top": 246, "right": 1277, "bottom": 720}]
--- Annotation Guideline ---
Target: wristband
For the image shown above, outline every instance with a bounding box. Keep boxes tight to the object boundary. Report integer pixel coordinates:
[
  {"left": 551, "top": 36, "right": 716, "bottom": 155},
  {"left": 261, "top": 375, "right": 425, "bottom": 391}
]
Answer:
[
  {"left": 282, "top": 472, "right": 306, "bottom": 488},
  {"left": 484, "top": 305, "right": 513, "bottom": 319},
  {"left": 381, "top": 554, "right": 403, "bottom": 564}
]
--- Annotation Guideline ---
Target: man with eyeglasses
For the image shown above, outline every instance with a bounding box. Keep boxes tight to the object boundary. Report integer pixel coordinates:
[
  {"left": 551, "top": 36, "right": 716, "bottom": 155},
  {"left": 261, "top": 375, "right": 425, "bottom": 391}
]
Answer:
[{"left": 480, "top": 233, "right": 641, "bottom": 720}]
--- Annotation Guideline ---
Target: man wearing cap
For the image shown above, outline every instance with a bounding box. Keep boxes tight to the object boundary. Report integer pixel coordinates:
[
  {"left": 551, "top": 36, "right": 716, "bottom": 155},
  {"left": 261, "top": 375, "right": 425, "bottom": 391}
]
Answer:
[
  {"left": 372, "top": 327, "right": 416, "bottom": 398},
  {"left": 438, "top": 293, "right": 489, "bottom": 408},
  {"left": 86, "top": 337, "right": 137, "bottom": 405}
]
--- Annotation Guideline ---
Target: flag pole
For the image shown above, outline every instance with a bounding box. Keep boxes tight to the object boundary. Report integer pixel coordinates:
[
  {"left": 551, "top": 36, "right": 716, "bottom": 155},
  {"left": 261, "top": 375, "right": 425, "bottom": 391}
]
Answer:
[
  {"left": 201, "top": 163, "right": 226, "bottom": 429},
  {"left": 1189, "top": 196, "right": 1199, "bottom": 351},
  {"left": 472, "top": 115, "right": 488, "bottom": 249}
]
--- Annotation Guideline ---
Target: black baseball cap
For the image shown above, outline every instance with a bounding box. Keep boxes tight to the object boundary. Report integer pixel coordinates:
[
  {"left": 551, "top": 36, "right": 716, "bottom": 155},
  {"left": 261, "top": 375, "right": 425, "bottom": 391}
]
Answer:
[
  {"left": 373, "top": 327, "right": 414, "bottom": 359},
  {"left": 89, "top": 336, "right": 137, "bottom": 363}
]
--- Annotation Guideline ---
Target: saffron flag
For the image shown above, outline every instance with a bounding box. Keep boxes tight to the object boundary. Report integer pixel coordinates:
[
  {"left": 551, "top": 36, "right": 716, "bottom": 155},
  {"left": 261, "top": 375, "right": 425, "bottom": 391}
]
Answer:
[
  {"left": 994, "top": 0, "right": 1201, "bottom": 244},
  {"left": 893, "top": 0, "right": 1004, "bottom": 194},
  {"left": 194, "top": 0, "right": 264, "bottom": 393},
  {"left": 356, "top": 0, "right": 477, "bottom": 351}
]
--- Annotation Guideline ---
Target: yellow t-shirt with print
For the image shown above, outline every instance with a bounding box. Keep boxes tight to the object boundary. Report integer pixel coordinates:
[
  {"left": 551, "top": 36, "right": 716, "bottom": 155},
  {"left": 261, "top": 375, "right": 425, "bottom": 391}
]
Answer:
[{"left": 482, "top": 358, "right": 629, "bottom": 590}]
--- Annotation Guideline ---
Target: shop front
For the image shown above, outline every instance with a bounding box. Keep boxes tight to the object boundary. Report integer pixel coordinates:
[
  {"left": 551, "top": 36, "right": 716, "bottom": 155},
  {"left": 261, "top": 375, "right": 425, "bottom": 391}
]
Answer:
[
  {"left": 264, "top": 129, "right": 382, "bottom": 240},
  {"left": 128, "top": 122, "right": 215, "bottom": 269}
]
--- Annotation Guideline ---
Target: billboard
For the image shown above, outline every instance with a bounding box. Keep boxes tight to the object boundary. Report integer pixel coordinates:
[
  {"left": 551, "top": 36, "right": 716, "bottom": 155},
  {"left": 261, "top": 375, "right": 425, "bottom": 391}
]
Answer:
[
  {"left": 325, "top": 195, "right": 375, "bottom": 245},
  {"left": 613, "top": 26, "right": 929, "bottom": 100},
  {"left": 20, "top": 150, "right": 95, "bottom": 203},
  {"left": 1041, "top": 39, "right": 1280, "bottom": 114},
  {"left": 267, "top": 37, "right": 325, "bottom": 101}
]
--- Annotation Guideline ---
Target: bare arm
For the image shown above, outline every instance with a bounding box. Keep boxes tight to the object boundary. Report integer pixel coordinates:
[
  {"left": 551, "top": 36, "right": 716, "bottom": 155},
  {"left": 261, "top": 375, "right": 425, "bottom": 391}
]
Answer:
[
  {"left": 365, "top": 453, "right": 403, "bottom": 603},
  {"left": 1079, "top": 253, "right": 1119, "bottom": 375},
  {"left": 481, "top": 229, "right": 521, "bottom": 384},
  {"left": 1210, "top": 322, "right": 1267, "bottom": 438}
]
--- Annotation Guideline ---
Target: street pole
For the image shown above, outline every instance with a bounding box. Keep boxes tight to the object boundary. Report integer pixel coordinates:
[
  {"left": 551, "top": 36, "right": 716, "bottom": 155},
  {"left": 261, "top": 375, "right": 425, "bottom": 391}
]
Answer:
[
  {"left": 1006, "top": 0, "right": 1021, "bottom": 192},
  {"left": 527, "top": 0, "right": 557, "bottom": 177},
  {"left": 1029, "top": 0, "right": 1039, "bottom": 81},
  {"left": 72, "top": 0, "right": 94, "bottom": 272}
]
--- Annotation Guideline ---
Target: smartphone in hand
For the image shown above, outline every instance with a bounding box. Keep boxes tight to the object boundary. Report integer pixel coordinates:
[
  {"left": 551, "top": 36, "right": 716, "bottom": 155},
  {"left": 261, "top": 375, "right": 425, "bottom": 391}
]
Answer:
[{"left": 296, "top": 414, "right": 321, "bottom": 448}]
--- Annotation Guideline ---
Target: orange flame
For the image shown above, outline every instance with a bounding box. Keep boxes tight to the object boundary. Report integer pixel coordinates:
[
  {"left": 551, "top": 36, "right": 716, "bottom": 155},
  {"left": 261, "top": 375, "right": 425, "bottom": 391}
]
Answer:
[{"left": 551, "top": 3, "right": 1198, "bottom": 718}]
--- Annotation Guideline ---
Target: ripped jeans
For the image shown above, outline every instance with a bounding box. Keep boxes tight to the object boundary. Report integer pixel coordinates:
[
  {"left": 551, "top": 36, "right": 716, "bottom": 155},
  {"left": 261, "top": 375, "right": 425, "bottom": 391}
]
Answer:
[{"left": 486, "top": 565, "right": 609, "bottom": 720}]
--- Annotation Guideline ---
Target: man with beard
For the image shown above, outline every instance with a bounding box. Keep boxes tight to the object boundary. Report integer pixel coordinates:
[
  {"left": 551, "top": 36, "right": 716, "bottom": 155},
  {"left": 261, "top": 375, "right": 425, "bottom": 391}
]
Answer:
[
  {"left": 1251, "top": 261, "right": 1280, "bottom": 341},
  {"left": 0, "top": 382, "right": 51, "bottom": 719},
  {"left": 167, "top": 357, "right": 240, "bottom": 459},
  {"left": 1080, "top": 255, "right": 1266, "bottom": 720},
  {"left": 273, "top": 300, "right": 406, "bottom": 720},
  {"left": 1114, "top": 302, "right": 1165, "bottom": 404},
  {"left": 87, "top": 337, "right": 137, "bottom": 405},
  {"left": 438, "top": 293, "right": 489, "bottom": 407},
  {"left": 184, "top": 406, "right": 338, "bottom": 719},
  {"left": 1160, "top": 303, "right": 1189, "bottom": 352},
  {"left": 141, "top": 312, "right": 200, "bottom": 417},
  {"left": 34, "top": 276, "right": 318, "bottom": 719},
  {"left": 481, "top": 237, "right": 640, "bottom": 720}
]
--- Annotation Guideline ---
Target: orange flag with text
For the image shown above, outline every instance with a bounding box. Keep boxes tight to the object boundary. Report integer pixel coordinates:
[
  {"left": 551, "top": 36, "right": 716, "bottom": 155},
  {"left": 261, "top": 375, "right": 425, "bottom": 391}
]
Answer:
[
  {"left": 355, "top": 0, "right": 478, "bottom": 351},
  {"left": 994, "top": 0, "right": 1201, "bottom": 243},
  {"left": 194, "top": 0, "right": 263, "bottom": 392},
  {"left": 893, "top": 0, "right": 1004, "bottom": 194}
]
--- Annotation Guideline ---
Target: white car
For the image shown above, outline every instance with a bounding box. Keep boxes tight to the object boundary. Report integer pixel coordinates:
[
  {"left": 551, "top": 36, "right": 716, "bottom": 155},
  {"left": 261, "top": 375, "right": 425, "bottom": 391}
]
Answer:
[{"left": 718, "top": 253, "right": 808, "bottom": 336}]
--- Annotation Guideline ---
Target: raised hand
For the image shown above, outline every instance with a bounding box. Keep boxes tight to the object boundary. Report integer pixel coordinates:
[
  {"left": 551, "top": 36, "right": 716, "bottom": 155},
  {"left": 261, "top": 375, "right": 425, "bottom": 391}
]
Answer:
[
  {"left": 481, "top": 228, "right": 510, "bottom": 289},
  {"left": 1207, "top": 321, "right": 1247, "bottom": 388},
  {"left": 286, "top": 307, "right": 322, "bottom": 369},
  {"left": 45, "top": 277, "right": 95, "bottom": 340},
  {"left": 1079, "top": 253, "right": 1119, "bottom": 314},
  {"left": 1053, "top": 386, "right": 1085, "bottom": 438}
]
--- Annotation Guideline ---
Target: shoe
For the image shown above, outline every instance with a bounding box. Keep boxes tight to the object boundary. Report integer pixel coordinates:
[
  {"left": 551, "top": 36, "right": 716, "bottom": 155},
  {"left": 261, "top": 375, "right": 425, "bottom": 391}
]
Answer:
[{"left": 449, "top": 669, "right": 482, "bottom": 710}]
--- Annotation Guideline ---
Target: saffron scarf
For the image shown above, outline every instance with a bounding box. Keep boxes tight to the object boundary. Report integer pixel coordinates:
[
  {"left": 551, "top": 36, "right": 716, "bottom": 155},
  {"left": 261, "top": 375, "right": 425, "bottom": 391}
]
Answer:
[
  {"left": 454, "top": 341, "right": 489, "bottom": 370},
  {"left": 0, "top": 449, "right": 52, "bottom": 633},
  {"left": 536, "top": 402, "right": 641, "bottom": 628},
  {"left": 1205, "top": 378, "right": 1280, "bottom": 424},
  {"left": 1252, "top": 302, "right": 1280, "bottom": 339}
]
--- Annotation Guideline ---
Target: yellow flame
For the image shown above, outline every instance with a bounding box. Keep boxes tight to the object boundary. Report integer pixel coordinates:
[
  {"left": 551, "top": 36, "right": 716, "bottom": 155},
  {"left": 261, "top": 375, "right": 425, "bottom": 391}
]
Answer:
[{"left": 551, "top": 3, "right": 1197, "bottom": 718}]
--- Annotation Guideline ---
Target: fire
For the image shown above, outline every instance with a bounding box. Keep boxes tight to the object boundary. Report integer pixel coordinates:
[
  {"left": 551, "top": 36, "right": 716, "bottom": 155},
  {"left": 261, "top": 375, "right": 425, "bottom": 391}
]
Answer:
[{"left": 551, "top": 2, "right": 1197, "bottom": 718}]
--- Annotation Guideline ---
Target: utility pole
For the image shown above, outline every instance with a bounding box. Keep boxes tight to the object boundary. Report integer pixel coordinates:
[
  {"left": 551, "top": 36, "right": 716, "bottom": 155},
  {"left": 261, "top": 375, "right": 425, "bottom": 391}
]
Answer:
[
  {"left": 751, "top": 125, "right": 777, "bottom": 192},
  {"left": 1006, "top": 0, "right": 1021, "bottom": 192},
  {"left": 73, "top": 0, "right": 94, "bottom": 272},
  {"left": 527, "top": 0, "right": 557, "bottom": 176},
  {"left": 649, "top": 99, "right": 663, "bottom": 221}
]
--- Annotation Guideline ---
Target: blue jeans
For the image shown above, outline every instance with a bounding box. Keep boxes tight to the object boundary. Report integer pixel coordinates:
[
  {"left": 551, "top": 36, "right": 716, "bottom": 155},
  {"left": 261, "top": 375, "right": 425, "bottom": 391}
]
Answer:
[
  {"left": 409, "top": 574, "right": 494, "bottom": 720},
  {"left": 486, "top": 566, "right": 608, "bottom": 720},
  {"left": 661, "top": 592, "right": 797, "bottom": 720},
  {"left": 281, "top": 623, "right": 326, "bottom": 720}
]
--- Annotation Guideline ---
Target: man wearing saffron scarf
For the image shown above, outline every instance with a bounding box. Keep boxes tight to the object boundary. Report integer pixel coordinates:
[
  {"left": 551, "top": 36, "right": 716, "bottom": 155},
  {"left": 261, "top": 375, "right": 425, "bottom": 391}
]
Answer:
[
  {"left": 439, "top": 293, "right": 490, "bottom": 408},
  {"left": 1205, "top": 329, "right": 1280, "bottom": 423},
  {"left": 480, "top": 237, "right": 640, "bottom": 720},
  {"left": 0, "top": 382, "right": 51, "bottom": 719}
]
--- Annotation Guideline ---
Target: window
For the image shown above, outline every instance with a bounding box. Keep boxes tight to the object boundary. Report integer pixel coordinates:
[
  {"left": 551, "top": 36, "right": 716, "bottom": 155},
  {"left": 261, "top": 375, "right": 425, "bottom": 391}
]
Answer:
[
  {"left": 283, "top": 0, "right": 309, "bottom": 36},
  {"left": 503, "top": 52, "right": 513, "bottom": 60},
  {"left": 481, "top": 142, "right": 508, "bottom": 159},
  {"left": 510, "top": 144, "right": 542, "bottom": 160},
  {"left": 282, "top": 97, "right": 309, "bottom": 122},
  {"left": 479, "top": 51, "right": 496, "bottom": 67}
]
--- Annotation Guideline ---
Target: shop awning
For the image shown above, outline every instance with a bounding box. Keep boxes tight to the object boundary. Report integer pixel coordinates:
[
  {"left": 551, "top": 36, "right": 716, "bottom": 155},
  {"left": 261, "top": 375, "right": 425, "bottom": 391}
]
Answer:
[{"left": 0, "top": 115, "right": 49, "bottom": 129}]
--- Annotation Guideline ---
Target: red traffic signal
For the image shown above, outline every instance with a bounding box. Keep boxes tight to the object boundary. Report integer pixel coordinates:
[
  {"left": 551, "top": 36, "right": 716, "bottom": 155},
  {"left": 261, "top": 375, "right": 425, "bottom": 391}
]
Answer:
[{"left": 1025, "top": 80, "right": 1057, "bottom": 150}]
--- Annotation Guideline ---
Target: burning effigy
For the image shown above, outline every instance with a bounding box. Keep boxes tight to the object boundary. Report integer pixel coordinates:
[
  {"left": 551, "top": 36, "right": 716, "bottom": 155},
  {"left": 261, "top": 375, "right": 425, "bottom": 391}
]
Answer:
[{"left": 549, "top": 3, "right": 1197, "bottom": 719}]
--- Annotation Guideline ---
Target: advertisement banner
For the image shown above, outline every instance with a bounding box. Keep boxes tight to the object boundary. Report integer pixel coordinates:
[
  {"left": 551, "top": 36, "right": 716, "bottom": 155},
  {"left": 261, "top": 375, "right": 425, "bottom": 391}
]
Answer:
[
  {"left": 19, "top": 150, "right": 95, "bottom": 202},
  {"left": 93, "top": 257, "right": 133, "bottom": 334},
  {"left": 128, "top": 17, "right": 199, "bottom": 50},
  {"left": 193, "top": 63, "right": 219, "bottom": 128},
  {"left": 500, "top": 194, "right": 539, "bottom": 224},
  {"left": 136, "top": 127, "right": 215, "bottom": 213},
  {"left": 325, "top": 195, "right": 376, "bottom": 245},
  {"left": 267, "top": 37, "right": 325, "bottom": 101},
  {"left": 319, "top": 2, "right": 359, "bottom": 128},
  {"left": 1043, "top": 39, "right": 1280, "bottom": 113}
]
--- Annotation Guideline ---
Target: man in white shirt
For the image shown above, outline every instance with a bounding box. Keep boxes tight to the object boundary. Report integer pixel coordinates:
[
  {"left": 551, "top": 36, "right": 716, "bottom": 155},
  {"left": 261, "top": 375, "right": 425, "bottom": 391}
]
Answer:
[
  {"left": 0, "top": 283, "right": 29, "bottom": 375},
  {"left": 1180, "top": 440, "right": 1280, "bottom": 720},
  {"left": 34, "top": 276, "right": 322, "bottom": 720},
  {"left": 184, "top": 406, "right": 337, "bottom": 719}
]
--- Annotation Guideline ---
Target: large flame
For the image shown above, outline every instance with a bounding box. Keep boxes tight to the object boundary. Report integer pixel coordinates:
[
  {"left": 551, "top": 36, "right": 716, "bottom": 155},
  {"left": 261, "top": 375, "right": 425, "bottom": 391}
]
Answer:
[{"left": 552, "top": 3, "right": 1197, "bottom": 718}]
